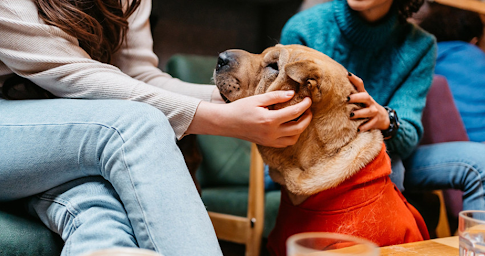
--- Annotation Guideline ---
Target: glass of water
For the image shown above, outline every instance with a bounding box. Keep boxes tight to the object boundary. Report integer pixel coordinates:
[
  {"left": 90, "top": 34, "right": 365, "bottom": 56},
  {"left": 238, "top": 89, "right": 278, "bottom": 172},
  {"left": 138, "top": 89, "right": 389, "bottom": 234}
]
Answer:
[
  {"left": 459, "top": 210, "right": 485, "bottom": 256},
  {"left": 286, "top": 232, "right": 379, "bottom": 256}
]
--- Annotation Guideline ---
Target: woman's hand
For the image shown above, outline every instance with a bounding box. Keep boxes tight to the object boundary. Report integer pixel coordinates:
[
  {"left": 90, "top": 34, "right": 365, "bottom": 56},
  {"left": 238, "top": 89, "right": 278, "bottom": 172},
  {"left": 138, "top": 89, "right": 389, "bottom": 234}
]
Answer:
[
  {"left": 347, "top": 73, "right": 390, "bottom": 132},
  {"left": 188, "top": 90, "right": 313, "bottom": 148},
  {"left": 210, "top": 87, "right": 225, "bottom": 104}
]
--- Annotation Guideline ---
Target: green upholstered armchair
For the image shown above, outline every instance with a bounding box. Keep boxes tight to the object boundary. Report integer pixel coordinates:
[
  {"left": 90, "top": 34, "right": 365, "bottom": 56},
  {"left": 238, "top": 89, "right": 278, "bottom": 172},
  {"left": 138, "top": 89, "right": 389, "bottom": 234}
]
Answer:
[
  {"left": 0, "top": 200, "right": 63, "bottom": 255},
  {"left": 165, "top": 54, "right": 281, "bottom": 256}
]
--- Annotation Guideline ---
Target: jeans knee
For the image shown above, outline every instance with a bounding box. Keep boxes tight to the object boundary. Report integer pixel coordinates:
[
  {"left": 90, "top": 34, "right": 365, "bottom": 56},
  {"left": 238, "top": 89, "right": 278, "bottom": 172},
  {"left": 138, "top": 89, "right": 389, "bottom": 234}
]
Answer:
[
  {"left": 106, "top": 101, "right": 174, "bottom": 140},
  {"left": 458, "top": 165, "right": 484, "bottom": 192},
  {"left": 28, "top": 178, "right": 131, "bottom": 240}
]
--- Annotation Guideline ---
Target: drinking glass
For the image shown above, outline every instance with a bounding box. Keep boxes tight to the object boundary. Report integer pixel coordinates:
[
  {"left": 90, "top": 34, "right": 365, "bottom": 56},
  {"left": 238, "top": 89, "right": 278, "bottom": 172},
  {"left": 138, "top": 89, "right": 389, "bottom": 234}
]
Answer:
[
  {"left": 459, "top": 210, "right": 485, "bottom": 256},
  {"left": 286, "top": 232, "right": 379, "bottom": 256}
]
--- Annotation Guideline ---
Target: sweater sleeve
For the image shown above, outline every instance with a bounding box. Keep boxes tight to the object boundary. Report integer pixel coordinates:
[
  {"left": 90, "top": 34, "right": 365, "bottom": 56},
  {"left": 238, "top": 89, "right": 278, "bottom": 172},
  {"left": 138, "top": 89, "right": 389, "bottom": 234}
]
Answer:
[
  {"left": 385, "top": 38, "right": 437, "bottom": 159},
  {"left": 0, "top": 0, "right": 204, "bottom": 139},
  {"left": 110, "top": 0, "right": 216, "bottom": 102}
]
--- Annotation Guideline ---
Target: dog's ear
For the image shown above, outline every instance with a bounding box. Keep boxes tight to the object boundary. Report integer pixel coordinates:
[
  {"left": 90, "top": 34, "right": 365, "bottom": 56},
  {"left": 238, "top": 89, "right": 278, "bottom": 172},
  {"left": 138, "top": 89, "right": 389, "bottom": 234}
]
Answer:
[{"left": 285, "top": 60, "right": 323, "bottom": 102}]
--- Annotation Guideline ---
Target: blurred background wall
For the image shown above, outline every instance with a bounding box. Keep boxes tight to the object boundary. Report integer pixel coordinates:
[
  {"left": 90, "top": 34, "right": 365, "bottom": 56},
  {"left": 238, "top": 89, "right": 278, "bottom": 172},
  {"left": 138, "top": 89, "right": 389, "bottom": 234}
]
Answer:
[
  {"left": 150, "top": 0, "right": 485, "bottom": 70},
  {"left": 150, "top": 0, "right": 303, "bottom": 69}
]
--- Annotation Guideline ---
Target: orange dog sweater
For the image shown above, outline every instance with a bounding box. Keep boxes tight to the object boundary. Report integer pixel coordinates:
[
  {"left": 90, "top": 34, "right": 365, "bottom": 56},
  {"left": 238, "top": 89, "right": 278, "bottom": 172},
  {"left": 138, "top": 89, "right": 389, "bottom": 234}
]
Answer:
[{"left": 267, "top": 145, "right": 429, "bottom": 256}]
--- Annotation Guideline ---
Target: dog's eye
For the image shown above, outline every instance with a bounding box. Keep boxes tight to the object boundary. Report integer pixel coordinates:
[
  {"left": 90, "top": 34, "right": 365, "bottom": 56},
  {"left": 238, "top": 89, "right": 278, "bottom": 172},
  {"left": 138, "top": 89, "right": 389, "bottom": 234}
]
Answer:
[{"left": 266, "top": 62, "right": 279, "bottom": 71}]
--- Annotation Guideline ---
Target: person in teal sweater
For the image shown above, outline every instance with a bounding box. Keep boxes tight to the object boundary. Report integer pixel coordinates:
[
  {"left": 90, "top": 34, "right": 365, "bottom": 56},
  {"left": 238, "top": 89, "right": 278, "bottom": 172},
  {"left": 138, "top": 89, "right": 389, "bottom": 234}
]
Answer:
[{"left": 275, "top": 0, "right": 485, "bottom": 211}]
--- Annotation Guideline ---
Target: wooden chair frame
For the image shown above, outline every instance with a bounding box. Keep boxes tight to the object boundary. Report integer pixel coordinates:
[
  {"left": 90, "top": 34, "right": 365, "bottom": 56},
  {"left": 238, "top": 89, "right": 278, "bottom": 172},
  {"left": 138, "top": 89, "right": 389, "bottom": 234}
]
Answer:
[{"left": 208, "top": 143, "right": 265, "bottom": 256}]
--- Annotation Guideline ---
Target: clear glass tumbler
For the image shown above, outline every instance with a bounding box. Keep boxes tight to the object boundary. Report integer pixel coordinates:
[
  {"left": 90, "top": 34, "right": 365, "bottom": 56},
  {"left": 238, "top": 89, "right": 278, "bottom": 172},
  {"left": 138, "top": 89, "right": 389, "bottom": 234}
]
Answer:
[
  {"left": 286, "top": 232, "right": 379, "bottom": 256},
  {"left": 459, "top": 210, "right": 485, "bottom": 256}
]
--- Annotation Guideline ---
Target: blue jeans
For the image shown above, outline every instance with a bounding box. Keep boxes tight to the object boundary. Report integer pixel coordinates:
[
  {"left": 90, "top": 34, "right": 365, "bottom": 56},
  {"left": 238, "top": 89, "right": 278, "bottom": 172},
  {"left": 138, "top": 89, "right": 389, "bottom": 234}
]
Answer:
[
  {"left": 403, "top": 142, "right": 485, "bottom": 211},
  {"left": 0, "top": 99, "right": 222, "bottom": 256},
  {"left": 263, "top": 142, "right": 485, "bottom": 211}
]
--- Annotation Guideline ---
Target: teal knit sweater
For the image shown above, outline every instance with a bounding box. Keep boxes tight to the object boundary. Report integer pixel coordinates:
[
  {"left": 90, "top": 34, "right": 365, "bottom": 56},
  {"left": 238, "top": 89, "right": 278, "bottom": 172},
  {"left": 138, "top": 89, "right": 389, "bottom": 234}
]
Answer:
[{"left": 280, "top": 0, "right": 437, "bottom": 159}]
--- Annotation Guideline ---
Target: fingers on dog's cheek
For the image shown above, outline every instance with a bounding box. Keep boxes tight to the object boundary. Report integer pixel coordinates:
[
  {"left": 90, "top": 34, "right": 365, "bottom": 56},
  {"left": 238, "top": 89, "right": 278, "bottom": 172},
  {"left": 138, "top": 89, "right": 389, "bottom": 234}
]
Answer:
[
  {"left": 286, "top": 98, "right": 311, "bottom": 119},
  {"left": 347, "top": 94, "right": 355, "bottom": 103},
  {"left": 369, "top": 105, "right": 379, "bottom": 115},
  {"left": 288, "top": 135, "right": 299, "bottom": 145},
  {"left": 283, "top": 111, "right": 311, "bottom": 135},
  {"left": 348, "top": 92, "right": 367, "bottom": 104},
  {"left": 298, "top": 97, "right": 312, "bottom": 111},
  {"left": 360, "top": 118, "right": 377, "bottom": 132},
  {"left": 273, "top": 136, "right": 295, "bottom": 148},
  {"left": 351, "top": 109, "right": 365, "bottom": 119},
  {"left": 295, "top": 119, "right": 308, "bottom": 134},
  {"left": 260, "top": 90, "right": 294, "bottom": 106},
  {"left": 288, "top": 109, "right": 312, "bottom": 131},
  {"left": 349, "top": 74, "right": 365, "bottom": 92},
  {"left": 301, "top": 110, "right": 313, "bottom": 126},
  {"left": 282, "top": 135, "right": 300, "bottom": 147}
]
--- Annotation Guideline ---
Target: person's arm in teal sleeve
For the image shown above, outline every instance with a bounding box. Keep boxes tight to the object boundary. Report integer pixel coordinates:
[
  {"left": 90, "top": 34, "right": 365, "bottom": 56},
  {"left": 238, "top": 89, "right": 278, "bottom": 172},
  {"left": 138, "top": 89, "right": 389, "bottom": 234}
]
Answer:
[
  {"left": 385, "top": 41, "right": 437, "bottom": 159},
  {"left": 280, "top": 25, "right": 305, "bottom": 46}
]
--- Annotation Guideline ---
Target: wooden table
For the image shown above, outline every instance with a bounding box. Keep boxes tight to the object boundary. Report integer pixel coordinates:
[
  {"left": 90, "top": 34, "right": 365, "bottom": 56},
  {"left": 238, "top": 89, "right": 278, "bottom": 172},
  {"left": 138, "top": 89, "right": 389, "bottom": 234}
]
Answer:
[{"left": 380, "top": 236, "right": 459, "bottom": 256}]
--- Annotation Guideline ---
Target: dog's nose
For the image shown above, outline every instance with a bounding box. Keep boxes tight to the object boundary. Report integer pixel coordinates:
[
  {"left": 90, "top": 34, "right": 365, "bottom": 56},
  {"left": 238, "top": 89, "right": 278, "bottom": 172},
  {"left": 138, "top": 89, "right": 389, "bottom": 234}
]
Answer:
[{"left": 216, "top": 51, "right": 233, "bottom": 72}]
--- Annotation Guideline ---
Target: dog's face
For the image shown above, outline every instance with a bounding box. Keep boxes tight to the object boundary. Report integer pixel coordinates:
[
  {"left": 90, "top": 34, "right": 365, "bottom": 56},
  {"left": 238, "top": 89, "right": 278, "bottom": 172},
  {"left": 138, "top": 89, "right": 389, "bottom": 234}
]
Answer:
[{"left": 214, "top": 44, "right": 355, "bottom": 112}]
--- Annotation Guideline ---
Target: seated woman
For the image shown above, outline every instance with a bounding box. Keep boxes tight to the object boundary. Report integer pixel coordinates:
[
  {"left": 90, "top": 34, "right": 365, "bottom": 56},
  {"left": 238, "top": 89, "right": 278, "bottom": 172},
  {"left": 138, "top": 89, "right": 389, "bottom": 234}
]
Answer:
[{"left": 0, "top": 0, "right": 313, "bottom": 255}]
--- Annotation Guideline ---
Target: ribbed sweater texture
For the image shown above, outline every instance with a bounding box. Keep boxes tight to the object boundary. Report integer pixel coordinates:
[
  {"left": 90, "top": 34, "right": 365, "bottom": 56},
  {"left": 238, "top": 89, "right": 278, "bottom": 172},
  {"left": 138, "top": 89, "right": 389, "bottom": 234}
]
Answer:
[{"left": 280, "top": 0, "right": 437, "bottom": 158}]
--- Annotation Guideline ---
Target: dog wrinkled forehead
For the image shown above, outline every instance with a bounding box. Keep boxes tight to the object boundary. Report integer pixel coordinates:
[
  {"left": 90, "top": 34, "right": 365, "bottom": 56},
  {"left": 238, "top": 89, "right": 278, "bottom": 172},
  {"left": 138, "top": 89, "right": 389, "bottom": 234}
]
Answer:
[
  {"left": 262, "top": 44, "right": 290, "bottom": 65},
  {"left": 262, "top": 44, "right": 333, "bottom": 68}
]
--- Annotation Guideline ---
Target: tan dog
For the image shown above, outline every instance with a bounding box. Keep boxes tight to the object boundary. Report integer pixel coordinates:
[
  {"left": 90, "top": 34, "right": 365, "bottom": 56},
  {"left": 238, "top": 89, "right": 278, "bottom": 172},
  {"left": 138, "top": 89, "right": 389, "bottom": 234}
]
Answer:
[
  {"left": 215, "top": 44, "right": 381, "bottom": 202},
  {"left": 214, "top": 44, "right": 428, "bottom": 255}
]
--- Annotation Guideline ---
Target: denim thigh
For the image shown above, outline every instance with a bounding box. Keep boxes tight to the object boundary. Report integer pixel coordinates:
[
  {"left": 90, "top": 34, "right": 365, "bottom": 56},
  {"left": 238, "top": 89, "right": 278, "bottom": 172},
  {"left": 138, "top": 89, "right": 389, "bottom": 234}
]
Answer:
[
  {"left": 0, "top": 98, "right": 222, "bottom": 255},
  {"left": 404, "top": 141, "right": 485, "bottom": 211},
  {"left": 28, "top": 177, "right": 137, "bottom": 256}
]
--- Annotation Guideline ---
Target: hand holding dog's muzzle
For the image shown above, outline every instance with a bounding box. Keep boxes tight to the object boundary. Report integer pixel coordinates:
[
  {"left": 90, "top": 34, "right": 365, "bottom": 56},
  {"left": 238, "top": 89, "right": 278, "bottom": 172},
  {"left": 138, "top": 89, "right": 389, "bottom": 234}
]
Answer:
[{"left": 218, "top": 90, "right": 312, "bottom": 148}]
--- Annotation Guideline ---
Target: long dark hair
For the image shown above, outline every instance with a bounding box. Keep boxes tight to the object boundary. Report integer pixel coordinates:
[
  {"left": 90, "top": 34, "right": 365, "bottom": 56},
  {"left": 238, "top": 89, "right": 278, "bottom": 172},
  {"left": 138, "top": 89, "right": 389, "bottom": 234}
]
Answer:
[
  {"left": 418, "top": 2, "right": 484, "bottom": 42},
  {"left": 2, "top": 0, "right": 141, "bottom": 100},
  {"left": 35, "top": 0, "right": 141, "bottom": 63},
  {"left": 395, "top": 0, "right": 424, "bottom": 22}
]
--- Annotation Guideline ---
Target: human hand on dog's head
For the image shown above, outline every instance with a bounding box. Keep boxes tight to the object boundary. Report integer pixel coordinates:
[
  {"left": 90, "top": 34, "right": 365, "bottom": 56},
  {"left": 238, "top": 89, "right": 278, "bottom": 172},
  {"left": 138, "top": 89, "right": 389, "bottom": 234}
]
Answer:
[
  {"left": 188, "top": 90, "right": 312, "bottom": 148},
  {"left": 223, "top": 90, "right": 313, "bottom": 148},
  {"left": 347, "top": 73, "right": 390, "bottom": 132}
]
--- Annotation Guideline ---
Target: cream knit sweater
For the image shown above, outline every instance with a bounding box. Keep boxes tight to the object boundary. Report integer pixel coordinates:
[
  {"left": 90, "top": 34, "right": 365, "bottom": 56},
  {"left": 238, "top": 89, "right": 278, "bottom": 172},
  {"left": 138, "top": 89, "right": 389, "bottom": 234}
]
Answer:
[{"left": 0, "top": 0, "right": 216, "bottom": 139}]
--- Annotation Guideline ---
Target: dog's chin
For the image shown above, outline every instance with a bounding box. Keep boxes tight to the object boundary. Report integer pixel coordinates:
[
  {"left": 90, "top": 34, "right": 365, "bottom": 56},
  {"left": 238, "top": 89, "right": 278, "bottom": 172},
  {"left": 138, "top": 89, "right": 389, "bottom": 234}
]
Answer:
[{"left": 220, "top": 92, "right": 231, "bottom": 103}]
